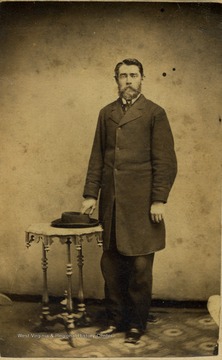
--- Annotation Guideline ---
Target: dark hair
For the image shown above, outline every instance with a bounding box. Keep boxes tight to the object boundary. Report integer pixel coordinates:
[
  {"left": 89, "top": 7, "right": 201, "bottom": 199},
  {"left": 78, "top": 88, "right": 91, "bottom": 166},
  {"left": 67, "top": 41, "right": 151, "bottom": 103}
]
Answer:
[{"left": 114, "top": 58, "right": 144, "bottom": 79}]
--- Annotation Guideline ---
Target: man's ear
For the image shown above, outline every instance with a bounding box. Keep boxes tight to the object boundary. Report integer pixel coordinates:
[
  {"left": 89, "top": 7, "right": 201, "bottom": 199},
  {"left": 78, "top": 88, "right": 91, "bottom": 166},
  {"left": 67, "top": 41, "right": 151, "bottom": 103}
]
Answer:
[{"left": 114, "top": 76, "right": 118, "bottom": 84}]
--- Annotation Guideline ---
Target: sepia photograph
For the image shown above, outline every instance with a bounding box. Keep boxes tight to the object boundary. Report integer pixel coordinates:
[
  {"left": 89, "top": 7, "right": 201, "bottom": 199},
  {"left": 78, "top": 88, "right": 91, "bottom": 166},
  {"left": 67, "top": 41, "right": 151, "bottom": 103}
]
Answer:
[{"left": 0, "top": 0, "right": 221, "bottom": 358}]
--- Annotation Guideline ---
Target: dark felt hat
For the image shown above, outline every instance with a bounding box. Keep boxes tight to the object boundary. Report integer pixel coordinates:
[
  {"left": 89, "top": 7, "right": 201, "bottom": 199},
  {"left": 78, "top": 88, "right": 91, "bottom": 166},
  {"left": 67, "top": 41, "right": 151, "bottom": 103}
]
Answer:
[{"left": 51, "top": 211, "right": 99, "bottom": 228}]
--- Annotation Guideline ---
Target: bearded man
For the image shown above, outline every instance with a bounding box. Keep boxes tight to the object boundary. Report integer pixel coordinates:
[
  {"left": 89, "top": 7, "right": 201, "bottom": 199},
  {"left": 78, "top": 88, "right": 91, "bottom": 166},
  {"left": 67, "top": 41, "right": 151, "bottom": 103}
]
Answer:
[{"left": 81, "top": 58, "right": 177, "bottom": 344}]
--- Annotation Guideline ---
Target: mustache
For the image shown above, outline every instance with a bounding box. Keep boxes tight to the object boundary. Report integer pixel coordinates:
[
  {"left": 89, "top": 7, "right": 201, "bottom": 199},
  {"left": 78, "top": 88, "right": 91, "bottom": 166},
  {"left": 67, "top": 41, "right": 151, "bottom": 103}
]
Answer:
[
  {"left": 122, "top": 85, "right": 137, "bottom": 91},
  {"left": 119, "top": 86, "right": 140, "bottom": 96}
]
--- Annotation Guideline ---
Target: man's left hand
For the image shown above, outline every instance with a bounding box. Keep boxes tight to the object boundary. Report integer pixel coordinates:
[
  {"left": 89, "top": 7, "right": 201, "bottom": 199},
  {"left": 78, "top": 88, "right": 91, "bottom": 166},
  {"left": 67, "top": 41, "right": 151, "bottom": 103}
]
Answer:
[{"left": 150, "top": 202, "right": 165, "bottom": 223}]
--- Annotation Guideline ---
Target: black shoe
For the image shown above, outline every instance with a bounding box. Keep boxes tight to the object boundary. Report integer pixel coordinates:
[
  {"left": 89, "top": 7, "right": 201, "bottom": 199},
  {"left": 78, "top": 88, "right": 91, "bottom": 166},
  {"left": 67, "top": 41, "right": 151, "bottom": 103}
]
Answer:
[
  {"left": 96, "top": 325, "right": 118, "bottom": 336},
  {"left": 124, "top": 328, "right": 143, "bottom": 344}
]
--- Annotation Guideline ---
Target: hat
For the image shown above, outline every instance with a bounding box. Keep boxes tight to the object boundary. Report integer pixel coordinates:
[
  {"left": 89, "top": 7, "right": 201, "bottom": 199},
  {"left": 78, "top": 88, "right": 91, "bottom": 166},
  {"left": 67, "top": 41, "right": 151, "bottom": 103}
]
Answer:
[{"left": 51, "top": 211, "right": 99, "bottom": 228}]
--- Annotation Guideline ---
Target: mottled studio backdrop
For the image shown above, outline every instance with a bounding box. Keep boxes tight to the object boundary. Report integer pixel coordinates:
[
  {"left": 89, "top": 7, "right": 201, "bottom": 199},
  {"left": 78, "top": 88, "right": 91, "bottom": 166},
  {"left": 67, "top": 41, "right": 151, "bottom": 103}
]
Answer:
[{"left": 0, "top": 2, "right": 221, "bottom": 300}]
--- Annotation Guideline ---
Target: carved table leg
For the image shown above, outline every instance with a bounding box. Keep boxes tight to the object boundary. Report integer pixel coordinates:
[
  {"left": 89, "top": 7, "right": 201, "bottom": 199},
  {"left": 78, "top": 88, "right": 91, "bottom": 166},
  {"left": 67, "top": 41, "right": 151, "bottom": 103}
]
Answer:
[
  {"left": 41, "top": 242, "right": 50, "bottom": 321},
  {"left": 32, "top": 241, "right": 53, "bottom": 332},
  {"left": 74, "top": 243, "right": 91, "bottom": 326},
  {"left": 65, "top": 238, "right": 75, "bottom": 347}
]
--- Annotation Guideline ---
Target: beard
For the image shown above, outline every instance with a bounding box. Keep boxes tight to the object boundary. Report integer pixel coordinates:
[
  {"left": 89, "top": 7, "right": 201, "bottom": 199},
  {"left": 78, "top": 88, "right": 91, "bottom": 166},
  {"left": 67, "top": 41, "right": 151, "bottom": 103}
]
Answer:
[{"left": 118, "top": 84, "right": 142, "bottom": 100}]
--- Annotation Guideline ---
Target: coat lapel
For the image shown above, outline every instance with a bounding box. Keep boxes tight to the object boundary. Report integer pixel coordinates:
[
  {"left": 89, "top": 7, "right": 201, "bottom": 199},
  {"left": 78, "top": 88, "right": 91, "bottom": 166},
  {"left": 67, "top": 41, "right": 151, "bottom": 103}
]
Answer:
[
  {"left": 119, "top": 94, "right": 146, "bottom": 126},
  {"left": 109, "top": 99, "right": 123, "bottom": 125},
  {"left": 109, "top": 95, "right": 147, "bottom": 126}
]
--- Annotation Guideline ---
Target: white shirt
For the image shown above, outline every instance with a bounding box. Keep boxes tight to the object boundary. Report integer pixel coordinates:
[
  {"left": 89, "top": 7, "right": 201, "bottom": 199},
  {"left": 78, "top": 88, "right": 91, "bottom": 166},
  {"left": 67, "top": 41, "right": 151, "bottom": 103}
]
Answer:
[{"left": 121, "top": 93, "right": 141, "bottom": 105}]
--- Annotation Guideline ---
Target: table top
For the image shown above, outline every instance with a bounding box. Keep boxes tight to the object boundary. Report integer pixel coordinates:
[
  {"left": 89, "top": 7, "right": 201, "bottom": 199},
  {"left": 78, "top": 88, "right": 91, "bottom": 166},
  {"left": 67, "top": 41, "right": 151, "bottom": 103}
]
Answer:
[{"left": 26, "top": 223, "right": 103, "bottom": 236}]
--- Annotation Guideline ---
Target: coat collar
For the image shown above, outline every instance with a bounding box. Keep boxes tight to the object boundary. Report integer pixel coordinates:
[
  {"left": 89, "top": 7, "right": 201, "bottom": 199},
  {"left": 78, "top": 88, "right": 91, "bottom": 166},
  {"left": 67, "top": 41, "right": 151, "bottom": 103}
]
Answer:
[{"left": 110, "top": 94, "right": 147, "bottom": 126}]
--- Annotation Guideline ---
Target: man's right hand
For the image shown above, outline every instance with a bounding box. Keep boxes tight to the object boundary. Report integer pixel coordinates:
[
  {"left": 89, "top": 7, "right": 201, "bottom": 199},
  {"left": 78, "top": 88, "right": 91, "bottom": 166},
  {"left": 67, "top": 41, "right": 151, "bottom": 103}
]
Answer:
[{"left": 80, "top": 198, "right": 97, "bottom": 215}]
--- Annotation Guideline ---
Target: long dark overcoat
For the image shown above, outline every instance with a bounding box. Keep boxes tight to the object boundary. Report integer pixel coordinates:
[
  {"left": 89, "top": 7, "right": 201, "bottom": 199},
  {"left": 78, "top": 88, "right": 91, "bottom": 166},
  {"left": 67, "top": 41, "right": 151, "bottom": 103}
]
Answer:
[{"left": 83, "top": 95, "right": 177, "bottom": 256}]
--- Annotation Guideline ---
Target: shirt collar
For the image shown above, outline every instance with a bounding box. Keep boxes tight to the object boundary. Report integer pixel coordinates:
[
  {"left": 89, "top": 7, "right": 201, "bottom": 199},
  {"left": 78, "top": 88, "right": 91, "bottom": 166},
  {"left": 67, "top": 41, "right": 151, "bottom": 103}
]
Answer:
[{"left": 121, "top": 93, "right": 141, "bottom": 105}]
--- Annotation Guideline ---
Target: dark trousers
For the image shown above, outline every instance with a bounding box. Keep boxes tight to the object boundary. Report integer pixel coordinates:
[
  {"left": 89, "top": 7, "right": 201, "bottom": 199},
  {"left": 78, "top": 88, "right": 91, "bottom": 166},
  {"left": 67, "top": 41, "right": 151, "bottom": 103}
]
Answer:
[{"left": 100, "top": 209, "right": 155, "bottom": 331}]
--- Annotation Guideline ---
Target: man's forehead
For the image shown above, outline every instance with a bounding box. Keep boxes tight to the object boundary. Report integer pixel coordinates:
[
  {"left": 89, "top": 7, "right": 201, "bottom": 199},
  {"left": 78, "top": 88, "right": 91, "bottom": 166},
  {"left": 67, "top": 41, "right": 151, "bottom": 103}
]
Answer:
[{"left": 118, "top": 64, "right": 140, "bottom": 74}]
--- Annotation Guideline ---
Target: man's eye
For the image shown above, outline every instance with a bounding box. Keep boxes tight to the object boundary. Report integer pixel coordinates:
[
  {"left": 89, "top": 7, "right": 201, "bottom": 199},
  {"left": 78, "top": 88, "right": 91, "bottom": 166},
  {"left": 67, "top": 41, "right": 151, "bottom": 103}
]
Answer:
[
  {"left": 119, "top": 74, "right": 127, "bottom": 79},
  {"left": 119, "top": 73, "right": 138, "bottom": 79}
]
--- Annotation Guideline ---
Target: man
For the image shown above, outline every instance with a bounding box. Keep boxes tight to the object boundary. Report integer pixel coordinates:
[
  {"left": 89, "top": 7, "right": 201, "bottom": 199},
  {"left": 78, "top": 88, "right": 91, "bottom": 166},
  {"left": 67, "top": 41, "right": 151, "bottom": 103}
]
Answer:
[{"left": 81, "top": 58, "right": 177, "bottom": 344}]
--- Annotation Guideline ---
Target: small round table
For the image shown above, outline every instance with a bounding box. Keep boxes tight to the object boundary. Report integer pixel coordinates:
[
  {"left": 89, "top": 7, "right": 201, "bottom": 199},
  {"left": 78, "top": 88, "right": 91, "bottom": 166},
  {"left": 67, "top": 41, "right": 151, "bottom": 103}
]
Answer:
[{"left": 25, "top": 223, "right": 103, "bottom": 347}]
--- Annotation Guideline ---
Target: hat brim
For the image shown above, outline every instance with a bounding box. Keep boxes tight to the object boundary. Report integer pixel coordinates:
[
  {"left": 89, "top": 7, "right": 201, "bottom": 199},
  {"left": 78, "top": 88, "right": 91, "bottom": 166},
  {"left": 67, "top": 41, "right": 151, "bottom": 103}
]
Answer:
[{"left": 51, "top": 218, "right": 100, "bottom": 228}]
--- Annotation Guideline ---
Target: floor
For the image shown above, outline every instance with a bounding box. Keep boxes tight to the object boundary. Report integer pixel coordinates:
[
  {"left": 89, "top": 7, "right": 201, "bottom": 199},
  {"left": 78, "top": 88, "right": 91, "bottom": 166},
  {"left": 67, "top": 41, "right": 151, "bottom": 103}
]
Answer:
[{"left": 0, "top": 299, "right": 219, "bottom": 358}]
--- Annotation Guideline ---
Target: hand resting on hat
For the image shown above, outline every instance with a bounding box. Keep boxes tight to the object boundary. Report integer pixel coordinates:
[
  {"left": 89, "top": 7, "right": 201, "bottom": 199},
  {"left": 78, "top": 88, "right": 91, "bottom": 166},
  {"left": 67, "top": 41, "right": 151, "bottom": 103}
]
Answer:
[{"left": 81, "top": 197, "right": 97, "bottom": 215}]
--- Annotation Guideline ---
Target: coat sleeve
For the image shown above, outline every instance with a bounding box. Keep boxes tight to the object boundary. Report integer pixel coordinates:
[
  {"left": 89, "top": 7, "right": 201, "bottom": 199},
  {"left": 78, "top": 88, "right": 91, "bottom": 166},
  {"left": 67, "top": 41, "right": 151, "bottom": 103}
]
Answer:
[
  {"left": 83, "top": 110, "right": 106, "bottom": 199},
  {"left": 151, "top": 108, "right": 177, "bottom": 203}
]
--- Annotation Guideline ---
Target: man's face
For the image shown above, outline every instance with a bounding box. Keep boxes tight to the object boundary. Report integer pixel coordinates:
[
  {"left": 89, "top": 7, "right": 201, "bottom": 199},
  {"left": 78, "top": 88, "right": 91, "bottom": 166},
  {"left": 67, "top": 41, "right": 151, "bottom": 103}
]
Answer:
[{"left": 116, "top": 64, "right": 143, "bottom": 100}]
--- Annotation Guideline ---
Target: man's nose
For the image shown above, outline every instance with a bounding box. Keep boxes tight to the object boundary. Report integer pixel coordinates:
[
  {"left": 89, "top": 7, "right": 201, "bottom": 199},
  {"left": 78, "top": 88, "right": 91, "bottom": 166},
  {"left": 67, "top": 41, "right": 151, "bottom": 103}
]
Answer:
[{"left": 126, "top": 76, "right": 132, "bottom": 84}]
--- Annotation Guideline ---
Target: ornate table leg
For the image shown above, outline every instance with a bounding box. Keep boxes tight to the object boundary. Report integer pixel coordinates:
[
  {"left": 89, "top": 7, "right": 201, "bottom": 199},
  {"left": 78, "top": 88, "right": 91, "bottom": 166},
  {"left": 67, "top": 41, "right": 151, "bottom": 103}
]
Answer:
[
  {"left": 41, "top": 241, "right": 50, "bottom": 322},
  {"left": 32, "top": 240, "right": 54, "bottom": 332},
  {"left": 74, "top": 242, "right": 91, "bottom": 326},
  {"left": 65, "top": 238, "right": 75, "bottom": 347}
]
